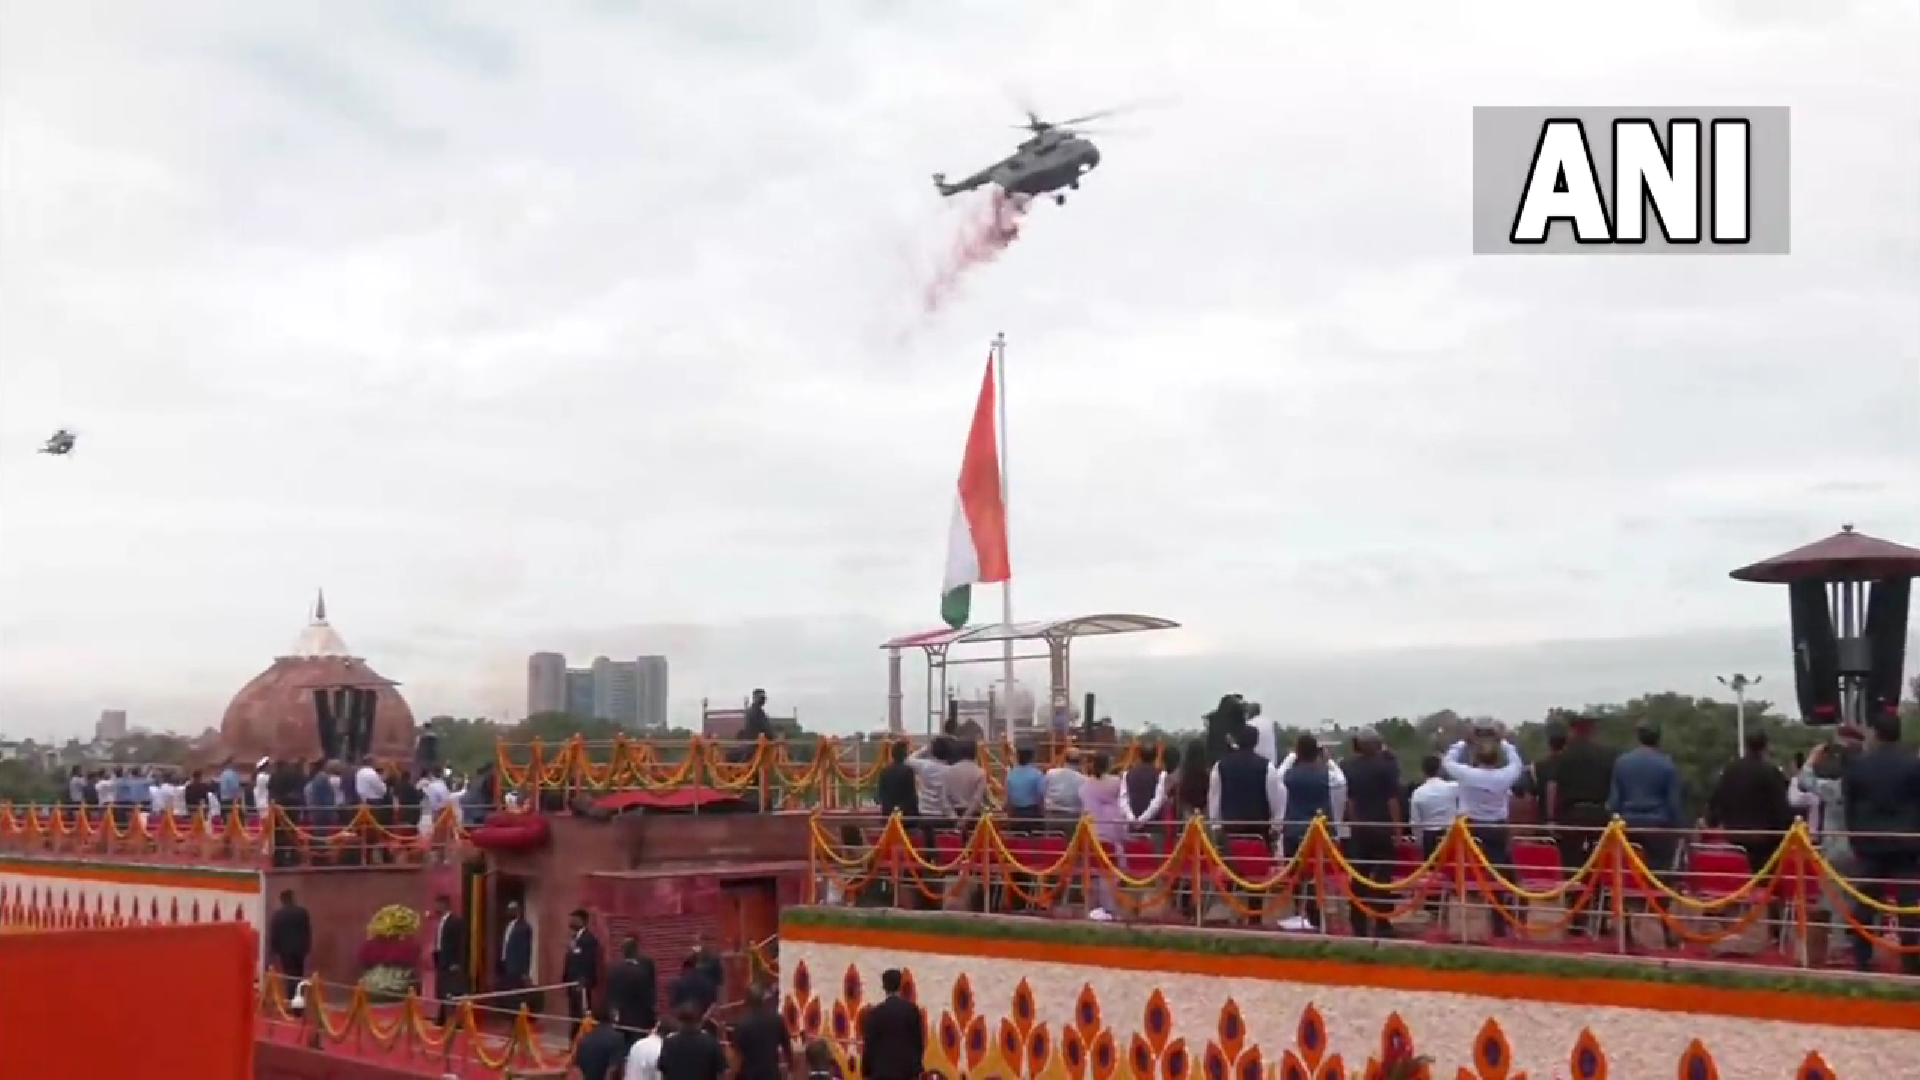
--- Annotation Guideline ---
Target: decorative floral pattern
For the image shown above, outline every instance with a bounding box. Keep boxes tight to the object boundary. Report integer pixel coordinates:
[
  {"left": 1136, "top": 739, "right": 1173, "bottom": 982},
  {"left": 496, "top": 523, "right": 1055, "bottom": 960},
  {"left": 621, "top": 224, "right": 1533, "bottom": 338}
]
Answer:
[
  {"left": 783, "top": 958, "right": 1873, "bottom": 1080},
  {"left": 1362, "top": 1012, "right": 1429, "bottom": 1080},
  {"left": 0, "top": 877, "right": 261, "bottom": 933}
]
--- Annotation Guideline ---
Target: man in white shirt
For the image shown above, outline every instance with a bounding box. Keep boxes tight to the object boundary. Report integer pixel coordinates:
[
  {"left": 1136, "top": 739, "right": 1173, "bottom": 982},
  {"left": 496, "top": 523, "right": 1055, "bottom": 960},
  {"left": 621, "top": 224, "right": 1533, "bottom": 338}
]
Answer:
[
  {"left": 418, "top": 767, "right": 452, "bottom": 856},
  {"left": 253, "top": 762, "right": 273, "bottom": 823},
  {"left": 353, "top": 756, "right": 388, "bottom": 803},
  {"left": 1442, "top": 725, "right": 1527, "bottom": 938},
  {"left": 1042, "top": 754, "right": 1087, "bottom": 826},
  {"left": 1248, "top": 702, "right": 1278, "bottom": 764},
  {"left": 1408, "top": 754, "right": 1461, "bottom": 921},
  {"left": 623, "top": 1020, "right": 667, "bottom": 1080}
]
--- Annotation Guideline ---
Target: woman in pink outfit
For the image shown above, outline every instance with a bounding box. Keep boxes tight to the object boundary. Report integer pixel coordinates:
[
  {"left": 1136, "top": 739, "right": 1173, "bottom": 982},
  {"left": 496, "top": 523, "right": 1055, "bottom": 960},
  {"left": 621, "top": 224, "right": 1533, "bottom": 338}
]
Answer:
[{"left": 1078, "top": 751, "right": 1130, "bottom": 919}]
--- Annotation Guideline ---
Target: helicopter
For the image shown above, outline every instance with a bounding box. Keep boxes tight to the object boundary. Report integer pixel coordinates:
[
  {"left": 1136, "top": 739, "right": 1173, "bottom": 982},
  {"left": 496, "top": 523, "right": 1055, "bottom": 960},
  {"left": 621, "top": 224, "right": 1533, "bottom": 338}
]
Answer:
[
  {"left": 932, "top": 106, "right": 1135, "bottom": 207},
  {"left": 39, "top": 429, "right": 78, "bottom": 456}
]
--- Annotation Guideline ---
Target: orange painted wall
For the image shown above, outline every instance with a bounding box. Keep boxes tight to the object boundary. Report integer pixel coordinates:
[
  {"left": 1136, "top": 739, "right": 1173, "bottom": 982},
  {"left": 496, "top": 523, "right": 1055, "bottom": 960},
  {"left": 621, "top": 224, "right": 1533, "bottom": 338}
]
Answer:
[{"left": 0, "top": 921, "right": 256, "bottom": 1080}]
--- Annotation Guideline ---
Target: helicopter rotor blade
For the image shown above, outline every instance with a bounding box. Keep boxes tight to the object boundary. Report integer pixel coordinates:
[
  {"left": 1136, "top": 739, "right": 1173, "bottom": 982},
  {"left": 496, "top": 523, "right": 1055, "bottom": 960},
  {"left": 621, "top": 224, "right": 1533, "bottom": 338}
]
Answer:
[{"left": 1052, "top": 97, "right": 1176, "bottom": 128}]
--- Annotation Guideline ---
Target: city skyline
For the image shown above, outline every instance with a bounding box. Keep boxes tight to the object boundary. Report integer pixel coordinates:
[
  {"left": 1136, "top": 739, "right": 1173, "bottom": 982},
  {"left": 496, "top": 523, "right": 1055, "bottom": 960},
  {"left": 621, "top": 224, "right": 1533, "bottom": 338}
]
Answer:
[{"left": 526, "top": 651, "right": 669, "bottom": 731}]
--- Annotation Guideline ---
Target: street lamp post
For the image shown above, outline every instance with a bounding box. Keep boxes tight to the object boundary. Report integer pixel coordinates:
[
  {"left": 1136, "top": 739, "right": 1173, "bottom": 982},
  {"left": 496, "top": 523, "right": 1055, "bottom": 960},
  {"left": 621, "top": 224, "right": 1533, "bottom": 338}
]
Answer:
[{"left": 1717, "top": 673, "right": 1761, "bottom": 748}]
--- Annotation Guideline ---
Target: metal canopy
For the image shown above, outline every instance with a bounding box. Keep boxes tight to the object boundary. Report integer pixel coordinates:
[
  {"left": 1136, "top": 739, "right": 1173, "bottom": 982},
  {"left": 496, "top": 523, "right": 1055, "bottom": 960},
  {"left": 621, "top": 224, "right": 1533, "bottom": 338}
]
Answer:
[
  {"left": 880, "top": 612, "right": 1181, "bottom": 735},
  {"left": 878, "top": 613, "right": 1180, "bottom": 650},
  {"left": 1729, "top": 525, "right": 1920, "bottom": 584}
]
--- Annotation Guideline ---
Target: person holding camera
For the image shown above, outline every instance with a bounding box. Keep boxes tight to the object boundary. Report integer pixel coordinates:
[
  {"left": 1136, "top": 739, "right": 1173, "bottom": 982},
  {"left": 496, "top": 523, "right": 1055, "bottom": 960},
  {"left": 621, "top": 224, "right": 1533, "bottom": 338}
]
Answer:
[{"left": 1441, "top": 722, "right": 1527, "bottom": 940}]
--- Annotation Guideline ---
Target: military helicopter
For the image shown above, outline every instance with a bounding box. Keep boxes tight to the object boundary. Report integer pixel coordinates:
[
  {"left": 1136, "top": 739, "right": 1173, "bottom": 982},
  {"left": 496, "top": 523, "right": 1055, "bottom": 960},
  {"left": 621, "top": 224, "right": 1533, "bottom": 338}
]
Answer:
[
  {"left": 933, "top": 105, "right": 1137, "bottom": 206},
  {"left": 39, "top": 429, "right": 78, "bottom": 456}
]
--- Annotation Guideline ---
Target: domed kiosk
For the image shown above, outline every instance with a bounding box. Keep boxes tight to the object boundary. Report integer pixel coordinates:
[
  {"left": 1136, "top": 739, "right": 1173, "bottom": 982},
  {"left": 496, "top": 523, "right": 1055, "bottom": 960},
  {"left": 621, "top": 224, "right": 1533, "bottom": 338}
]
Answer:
[{"left": 218, "top": 591, "right": 417, "bottom": 764}]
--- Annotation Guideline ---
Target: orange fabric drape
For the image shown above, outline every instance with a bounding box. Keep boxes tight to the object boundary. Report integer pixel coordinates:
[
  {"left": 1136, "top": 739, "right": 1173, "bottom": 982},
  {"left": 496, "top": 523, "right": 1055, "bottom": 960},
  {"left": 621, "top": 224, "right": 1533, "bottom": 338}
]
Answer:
[{"left": 0, "top": 921, "right": 256, "bottom": 1080}]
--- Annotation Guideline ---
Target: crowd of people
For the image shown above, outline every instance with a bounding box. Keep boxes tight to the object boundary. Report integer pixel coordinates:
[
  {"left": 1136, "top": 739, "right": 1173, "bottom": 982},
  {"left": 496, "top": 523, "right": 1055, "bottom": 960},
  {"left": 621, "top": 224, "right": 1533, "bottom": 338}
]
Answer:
[
  {"left": 550, "top": 915, "right": 862, "bottom": 1080},
  {"left": 54, "top": 754, "right": 497, "bottom": 865},
  {"left": 863, "top": 699, "right": 1920, "bottom": 974}
]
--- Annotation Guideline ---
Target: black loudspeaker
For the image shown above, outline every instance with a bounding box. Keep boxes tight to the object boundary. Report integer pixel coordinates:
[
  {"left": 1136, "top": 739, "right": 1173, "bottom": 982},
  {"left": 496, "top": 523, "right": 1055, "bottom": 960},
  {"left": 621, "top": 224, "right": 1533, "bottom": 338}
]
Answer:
[
  {"left": 415, "top": 728, "right": 440, "bottom": 771},
  {"left": 944, "top": 696, "right": 959, "bottom": 734},
  {"left": 313, "top": 689, "right": 341, "bottom": 760},
  {"left": 1082, "top": 692, "right": 1096, "bottom": 742},
  {"left": 1864, "top": 579, "right": 1911, "bottom": 718},
  {"left": 1790, "top": 581, "right": 1841, "bottom": 725},
  {"left": 350, "top": 687, "right": 378, "bottom": 760}
]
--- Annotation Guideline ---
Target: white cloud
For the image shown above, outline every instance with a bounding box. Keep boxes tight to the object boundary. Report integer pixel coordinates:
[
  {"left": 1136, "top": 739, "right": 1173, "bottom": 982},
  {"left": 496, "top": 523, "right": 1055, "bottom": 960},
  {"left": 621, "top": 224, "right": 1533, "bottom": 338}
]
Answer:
[{"left": 2, "top": 0, "right": 1916, "bottom": 736}]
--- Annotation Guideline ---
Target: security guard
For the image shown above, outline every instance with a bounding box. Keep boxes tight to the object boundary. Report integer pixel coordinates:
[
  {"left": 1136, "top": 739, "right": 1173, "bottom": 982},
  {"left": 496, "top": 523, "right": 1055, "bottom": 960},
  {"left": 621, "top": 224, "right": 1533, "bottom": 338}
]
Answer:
[{"left": 1546, "top": 715, "right": 1617, "bottom": 936}]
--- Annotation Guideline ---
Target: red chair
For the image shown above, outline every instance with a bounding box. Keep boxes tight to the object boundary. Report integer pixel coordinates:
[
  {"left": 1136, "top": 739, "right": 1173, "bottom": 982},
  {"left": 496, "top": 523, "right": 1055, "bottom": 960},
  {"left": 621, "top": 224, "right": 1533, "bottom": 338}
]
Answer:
[
  {"left": 1030, "top": 833, "right": 1070, "bottom": 868},
  {"left": 932, "top": 830, "right": 965, "bottom": 858},
  {"left": 1510, "top": 838, "right": 1564, "bottom": 891},
  {"left": 1223, "top": 835, "right": 1274, "bottom": 884},
  {"left": 1396, "top": 837, "right": 1452, "bottom": 903},
  {"left": 1121, "top": 835, "right": 1161, "bottom": 870},
  {"left": 1029, "top": 834, "right": 1071, "bottom": 900},
  {"left": 1681, "top": 843, "right": 1753, "bottom": 904}
]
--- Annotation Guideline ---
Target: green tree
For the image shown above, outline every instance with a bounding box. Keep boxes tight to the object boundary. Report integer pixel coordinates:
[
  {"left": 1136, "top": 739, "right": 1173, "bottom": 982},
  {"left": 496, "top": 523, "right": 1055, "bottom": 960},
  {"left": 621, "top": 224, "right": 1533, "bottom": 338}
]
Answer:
[
  {"left": 0, "top": 758, "right": 59, "bottom": 802},
  {"left": 108, "top": 732, "right": 192, "bottom": 765}
]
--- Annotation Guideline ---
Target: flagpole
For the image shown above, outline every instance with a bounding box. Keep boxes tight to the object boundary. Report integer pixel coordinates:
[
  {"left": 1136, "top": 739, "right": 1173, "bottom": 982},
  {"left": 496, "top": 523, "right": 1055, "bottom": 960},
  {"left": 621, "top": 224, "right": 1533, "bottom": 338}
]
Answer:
[{"left": 993, "top": 331, "right": 1015, "bottom": 702}]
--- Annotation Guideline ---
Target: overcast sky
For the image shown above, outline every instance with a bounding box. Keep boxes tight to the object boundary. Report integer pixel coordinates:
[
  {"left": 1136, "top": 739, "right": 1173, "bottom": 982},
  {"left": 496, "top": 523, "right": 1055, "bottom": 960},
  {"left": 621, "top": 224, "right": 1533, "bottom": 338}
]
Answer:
[{"left": 2, "top": 1, "right": 1915, "bottom": 739}]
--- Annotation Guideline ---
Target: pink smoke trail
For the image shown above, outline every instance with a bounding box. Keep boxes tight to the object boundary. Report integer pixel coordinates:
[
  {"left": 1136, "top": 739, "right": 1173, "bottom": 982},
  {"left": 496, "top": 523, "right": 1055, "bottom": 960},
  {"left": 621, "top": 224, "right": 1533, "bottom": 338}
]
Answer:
[{"left": 922, "top": 190, "right": 1033, "bottom": 314}]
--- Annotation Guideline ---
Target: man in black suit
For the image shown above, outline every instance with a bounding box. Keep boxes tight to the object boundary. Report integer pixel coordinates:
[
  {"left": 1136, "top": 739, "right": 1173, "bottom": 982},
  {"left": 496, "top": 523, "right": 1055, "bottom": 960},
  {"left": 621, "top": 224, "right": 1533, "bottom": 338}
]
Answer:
[
  {"left": 728, "top": 983, "right": 793, "bottom": 1080},
  {"left": 667, "top": 954, "right": 717, "bottom": 1028},
  {"left": 429, "top": 893, "right": 467, "bottom": 1025},
  {"left": 570, "top": 1003, "right": 629, "bottom": 1080},
  {"left": 876, "top": 741, "right": 918, "bottom": 825},
  {"left": 497, "top": 901, "right": 533, "bottom": 999},
  {"left": 1842, "top": 712, "right": 1920, "bottom": 974},
  {"left": 658, "top": 1001, "right": 728, "bottom": 1079},
  {"left": 266, "top": 889, "right": 311, "bottom": 998},
  {"left": 875, "top": 742, "right": 919, "bottom": 904},
  {"left": 561, "top": 908, "right": 602, "bottom": 1040},
  {"left": 690, "top": 939, "right": 724, "bottom": 993},
  {"left": 858, "top": 968, "right": 925, "bottom": 1080},
  {"left": 604, "top": 936, "right": 657, "bottom": 1045}
]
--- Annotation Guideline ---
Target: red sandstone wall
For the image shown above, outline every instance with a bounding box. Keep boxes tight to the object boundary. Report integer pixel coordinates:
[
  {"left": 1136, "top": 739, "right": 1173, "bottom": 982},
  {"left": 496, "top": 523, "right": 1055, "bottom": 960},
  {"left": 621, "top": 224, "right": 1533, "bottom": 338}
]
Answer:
[
  {"left": 253, "top": 1042, "right": 431, "bottom": 1080},
  {"left": 0, "top": 923, "right": 255, "bottom": 1079},
  {"left": 266, "top": 866, "right": 456, "bottom": 982}
]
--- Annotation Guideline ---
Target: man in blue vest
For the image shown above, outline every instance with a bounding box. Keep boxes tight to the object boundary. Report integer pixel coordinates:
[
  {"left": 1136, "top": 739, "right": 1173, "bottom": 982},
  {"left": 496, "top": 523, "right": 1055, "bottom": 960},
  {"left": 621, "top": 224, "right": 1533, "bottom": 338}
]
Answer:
[
  {"left": 1278, "top": 735, "right": 1344, "bottom": 930},
  {"left": 1207, "top": 725, "right": 1285, "bottom": 926}
]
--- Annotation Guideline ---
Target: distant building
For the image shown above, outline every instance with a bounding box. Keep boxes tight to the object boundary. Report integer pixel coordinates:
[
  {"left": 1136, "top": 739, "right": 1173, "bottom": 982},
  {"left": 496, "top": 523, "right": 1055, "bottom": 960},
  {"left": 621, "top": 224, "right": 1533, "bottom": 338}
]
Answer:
[
  {"left": 95, "top": 709, "right": 129, "bottom": 743},
  {"left": 526, "top": 651, "right": 673, "bottom": 731},
  {"left": 591, "top": 657, "right": 638, "bottom": 728},
  {"left": 702, "top": 707, "right": 748, "bottom": 739},
  {"left": 635, "top": 655, "right": 669, "bottom": 731},
  {"left": 526, "top": 653, "right": 566, "bottom": 716},
  {"left": 565, "top": 669, "right": 596, "bottom": 718}
]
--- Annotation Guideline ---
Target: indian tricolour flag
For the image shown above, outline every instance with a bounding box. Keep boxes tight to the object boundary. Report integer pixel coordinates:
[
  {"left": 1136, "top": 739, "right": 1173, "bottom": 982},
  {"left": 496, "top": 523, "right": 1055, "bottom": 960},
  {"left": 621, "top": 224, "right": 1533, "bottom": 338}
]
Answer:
[{"left": 940, "top": 355, "right": 1011, "bottom": 629}]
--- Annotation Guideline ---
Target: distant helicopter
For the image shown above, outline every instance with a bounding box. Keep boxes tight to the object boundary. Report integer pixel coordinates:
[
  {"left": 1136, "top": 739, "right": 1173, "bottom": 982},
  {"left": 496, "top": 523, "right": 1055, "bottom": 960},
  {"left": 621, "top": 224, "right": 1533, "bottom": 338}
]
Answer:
[
  {"left": 39, "top": 429, "right": 77, "bottom": 456},
  {"left": 933, "top": 106, "right": 1137, "bottom": 206}
]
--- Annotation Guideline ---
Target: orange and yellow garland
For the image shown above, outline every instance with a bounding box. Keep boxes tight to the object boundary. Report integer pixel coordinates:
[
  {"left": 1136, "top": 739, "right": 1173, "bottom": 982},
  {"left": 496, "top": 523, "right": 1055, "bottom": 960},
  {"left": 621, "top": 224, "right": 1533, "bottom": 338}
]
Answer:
[{"left": 810, "top": 813, "right": 1920, "bottom": 948}]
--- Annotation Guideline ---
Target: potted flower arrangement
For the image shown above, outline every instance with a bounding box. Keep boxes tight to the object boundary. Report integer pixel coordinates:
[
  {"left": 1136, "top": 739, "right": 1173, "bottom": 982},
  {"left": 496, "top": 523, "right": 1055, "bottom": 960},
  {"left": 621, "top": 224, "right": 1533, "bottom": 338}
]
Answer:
[{"left": 357, "top": 903, "right": 423, "bottom": 1002}]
